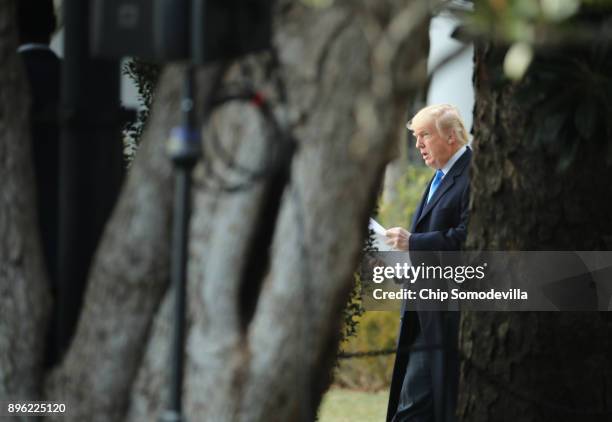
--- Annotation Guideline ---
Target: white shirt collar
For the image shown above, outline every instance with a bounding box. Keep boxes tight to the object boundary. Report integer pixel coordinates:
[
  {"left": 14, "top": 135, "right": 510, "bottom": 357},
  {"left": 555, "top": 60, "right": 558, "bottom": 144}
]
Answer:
[
  {"left": 440, "top": 145, "right": 467, "bottom": 176},
  {"left": 17, "top": 43, "right": 52, "bottom": 54}
]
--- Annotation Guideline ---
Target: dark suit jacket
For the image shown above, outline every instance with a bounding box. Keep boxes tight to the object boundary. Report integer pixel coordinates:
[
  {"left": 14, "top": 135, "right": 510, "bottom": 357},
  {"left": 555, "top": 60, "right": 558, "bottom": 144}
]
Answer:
[{"left": 387, "top": 148, "right": 471, "bottom": 422}]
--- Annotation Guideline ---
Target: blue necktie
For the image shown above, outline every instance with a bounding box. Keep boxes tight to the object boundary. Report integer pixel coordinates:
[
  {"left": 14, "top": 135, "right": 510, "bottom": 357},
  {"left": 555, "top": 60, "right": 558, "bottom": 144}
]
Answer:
[{"left": 427, "top": 170, "right": 444, "bottom": 203}]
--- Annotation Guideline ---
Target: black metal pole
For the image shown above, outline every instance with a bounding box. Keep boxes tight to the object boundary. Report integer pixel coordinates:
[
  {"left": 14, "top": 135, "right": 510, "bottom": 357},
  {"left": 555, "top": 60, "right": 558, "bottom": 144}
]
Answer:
[
  {"left": 58, "top": 0, "right": 84, "bottom": 364},
  {"left": 160, "top": 66, "right": 199, "bottom": 422}
]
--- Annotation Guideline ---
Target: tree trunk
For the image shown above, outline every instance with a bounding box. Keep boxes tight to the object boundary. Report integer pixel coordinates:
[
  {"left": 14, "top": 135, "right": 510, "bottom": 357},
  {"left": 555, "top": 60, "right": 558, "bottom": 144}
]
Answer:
[
  {"left": 0, "top": 0, "right": 51, "bottom": 403},
  {"left": 458, "top": 39, "right": 612, "bottom": 421},
  {"left": 0, "top": 0, "right": 435, "bottom": 421}
]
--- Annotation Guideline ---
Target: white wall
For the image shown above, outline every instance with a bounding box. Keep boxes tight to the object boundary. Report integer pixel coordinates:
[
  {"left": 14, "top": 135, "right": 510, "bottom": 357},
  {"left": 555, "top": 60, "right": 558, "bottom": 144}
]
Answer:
[{"left": 427, "top": 11, "right": 474, "bottom": 136}]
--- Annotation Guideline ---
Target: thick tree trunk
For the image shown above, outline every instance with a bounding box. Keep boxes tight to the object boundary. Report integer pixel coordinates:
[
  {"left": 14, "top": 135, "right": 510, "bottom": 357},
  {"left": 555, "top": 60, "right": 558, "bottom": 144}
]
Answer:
[
  {"left": 0, "top": 0, "right": 51, "bottom": 403},
  {"left": 458, "top": 41, "right": 612, "bottom": 421}
]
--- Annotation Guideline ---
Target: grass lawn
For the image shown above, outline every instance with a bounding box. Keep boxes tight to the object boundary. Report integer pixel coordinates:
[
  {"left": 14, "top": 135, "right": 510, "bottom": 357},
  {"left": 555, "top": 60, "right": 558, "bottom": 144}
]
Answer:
[{"left": 318, "top": 388, "right": 389, "bottom": 422}]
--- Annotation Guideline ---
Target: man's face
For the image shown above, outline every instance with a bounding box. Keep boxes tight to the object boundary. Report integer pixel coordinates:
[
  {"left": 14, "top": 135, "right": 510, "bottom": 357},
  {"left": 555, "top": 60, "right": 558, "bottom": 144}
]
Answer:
[{"left": 412, "top": 118, "right": 455, "bottom": 169}]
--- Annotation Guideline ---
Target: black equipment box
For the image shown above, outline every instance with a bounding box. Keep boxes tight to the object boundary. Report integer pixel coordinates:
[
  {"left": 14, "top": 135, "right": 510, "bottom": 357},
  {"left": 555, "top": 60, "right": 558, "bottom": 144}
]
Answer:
[{"left": 90, "top": 0, "right": 272, "bottom": 63}]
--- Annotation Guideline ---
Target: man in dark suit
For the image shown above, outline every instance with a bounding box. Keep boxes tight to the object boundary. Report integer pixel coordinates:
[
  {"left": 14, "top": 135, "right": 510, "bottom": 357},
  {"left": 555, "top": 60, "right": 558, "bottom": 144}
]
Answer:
[
  {"left": 17, "top": 0, "right": 61, "bottom": 366},
  {"left": 385, "top": 104, "right": 471, "bottom": 422}
]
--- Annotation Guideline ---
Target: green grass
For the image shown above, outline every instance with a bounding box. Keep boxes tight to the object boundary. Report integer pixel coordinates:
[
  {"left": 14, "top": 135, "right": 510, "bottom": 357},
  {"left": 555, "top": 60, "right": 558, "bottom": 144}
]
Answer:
[{"left": 318, "top": 389, "right": 389, "bottom": 422}]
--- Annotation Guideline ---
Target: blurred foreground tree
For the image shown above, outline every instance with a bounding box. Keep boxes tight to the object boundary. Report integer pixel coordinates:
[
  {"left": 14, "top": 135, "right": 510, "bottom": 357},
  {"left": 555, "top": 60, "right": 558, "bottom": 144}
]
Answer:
[
  {"left": 0, "top": 0, "right": 432, "bottom": 420},
  {"left": 459, "top": 1, "right": 612, "bottom": 421},
  {"left": 0, "top": 0, "right": 51, "bottom": 401}
]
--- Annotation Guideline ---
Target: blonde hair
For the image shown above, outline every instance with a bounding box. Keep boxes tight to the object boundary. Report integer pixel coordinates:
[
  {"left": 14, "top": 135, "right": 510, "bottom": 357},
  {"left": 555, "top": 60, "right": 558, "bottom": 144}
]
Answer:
[{"left": 407, "top": 104, "right": 469, "bottom": 146}]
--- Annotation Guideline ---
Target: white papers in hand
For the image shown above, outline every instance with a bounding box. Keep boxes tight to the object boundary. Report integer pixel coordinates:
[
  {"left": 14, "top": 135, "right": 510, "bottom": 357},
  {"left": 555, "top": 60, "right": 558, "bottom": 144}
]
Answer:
[{"left": 368, "top": 218, "right": 394, "bottom": 252}]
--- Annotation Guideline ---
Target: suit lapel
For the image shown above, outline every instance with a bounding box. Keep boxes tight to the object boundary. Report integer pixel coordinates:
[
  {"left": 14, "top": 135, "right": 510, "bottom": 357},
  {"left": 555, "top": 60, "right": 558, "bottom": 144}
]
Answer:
[
  {"left": 410, "top": 179, "right": 431, "bottom": 232},
  {"left": 416, "top": 174, "right": 456, "bottom": 226},
  {"left": 414, "top": 148, "right": 471, "bottom": 228}
]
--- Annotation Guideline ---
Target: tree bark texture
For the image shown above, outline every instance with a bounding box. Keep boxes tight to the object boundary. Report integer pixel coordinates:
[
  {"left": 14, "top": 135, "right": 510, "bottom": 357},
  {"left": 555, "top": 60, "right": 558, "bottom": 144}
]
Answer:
[
  {"left": 17, "top": 1, "right": 433, "bottom": 421},
  {"left": 0, "top": 0, "right": 51, "bottom": 405},
  {"left": 458, "top": 42, "right": 612, "bottom": 422}
]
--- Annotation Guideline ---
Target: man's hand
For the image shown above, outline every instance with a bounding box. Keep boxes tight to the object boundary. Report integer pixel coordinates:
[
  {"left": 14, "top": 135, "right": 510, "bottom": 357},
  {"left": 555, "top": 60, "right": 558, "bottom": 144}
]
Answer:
[{"left": 385, "top": 227, "right": 411, "bottom": 251}]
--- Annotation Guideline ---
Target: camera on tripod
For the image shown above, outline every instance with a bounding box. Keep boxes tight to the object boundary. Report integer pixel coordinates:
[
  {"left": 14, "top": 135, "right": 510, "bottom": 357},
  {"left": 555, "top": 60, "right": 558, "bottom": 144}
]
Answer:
[{"left": 90, "top": 0, "right": 272, "bottom": 63}]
